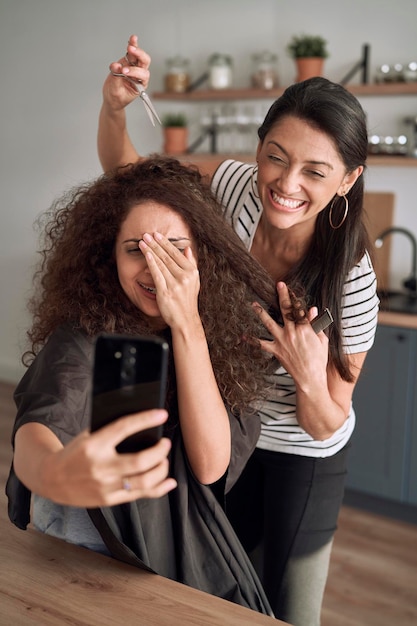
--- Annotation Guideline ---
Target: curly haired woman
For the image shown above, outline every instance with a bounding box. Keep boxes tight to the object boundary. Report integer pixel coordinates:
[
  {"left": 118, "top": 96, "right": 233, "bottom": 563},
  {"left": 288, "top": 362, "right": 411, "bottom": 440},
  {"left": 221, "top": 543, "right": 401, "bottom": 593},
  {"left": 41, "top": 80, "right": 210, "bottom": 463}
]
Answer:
[{"left": 7, "top": 155, "right": 314, "bottom": 615}]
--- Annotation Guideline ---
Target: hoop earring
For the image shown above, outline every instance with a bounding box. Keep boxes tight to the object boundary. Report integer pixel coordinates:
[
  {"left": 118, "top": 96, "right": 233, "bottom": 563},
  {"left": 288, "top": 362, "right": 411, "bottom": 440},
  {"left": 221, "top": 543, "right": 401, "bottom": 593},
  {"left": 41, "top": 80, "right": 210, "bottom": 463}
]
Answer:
[
  {"left": 250, "top": 165, "right": 260, "bottom": 199},
  {"left": 329, "top": 194, "right": 349, "bottom": 229}
]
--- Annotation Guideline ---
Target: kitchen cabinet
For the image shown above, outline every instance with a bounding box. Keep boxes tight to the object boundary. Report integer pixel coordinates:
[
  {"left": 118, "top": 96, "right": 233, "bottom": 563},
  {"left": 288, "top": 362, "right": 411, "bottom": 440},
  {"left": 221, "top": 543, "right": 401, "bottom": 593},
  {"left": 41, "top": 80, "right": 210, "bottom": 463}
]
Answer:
[
  {"left": 409, "top": 329, "right": 417, "bottom": 503},
  {"left": 347, "top": 323, "right": 417, "bottom": 505}
]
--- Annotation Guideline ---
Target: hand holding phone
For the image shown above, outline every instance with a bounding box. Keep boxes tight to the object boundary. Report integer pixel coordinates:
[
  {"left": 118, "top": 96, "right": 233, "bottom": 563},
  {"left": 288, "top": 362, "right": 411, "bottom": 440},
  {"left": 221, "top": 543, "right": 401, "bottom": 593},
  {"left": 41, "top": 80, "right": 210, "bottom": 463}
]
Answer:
[{"left": 91, "top": 334, "right": 169, "bottom": 453}]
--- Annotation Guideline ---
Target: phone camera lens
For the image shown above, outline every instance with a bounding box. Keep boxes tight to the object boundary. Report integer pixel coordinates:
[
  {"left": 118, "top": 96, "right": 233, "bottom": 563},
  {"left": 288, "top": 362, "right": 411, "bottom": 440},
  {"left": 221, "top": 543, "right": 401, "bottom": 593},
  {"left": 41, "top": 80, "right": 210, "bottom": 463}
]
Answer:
[{"left": 121, "top": 365, "right": 135, "bottom": 381}]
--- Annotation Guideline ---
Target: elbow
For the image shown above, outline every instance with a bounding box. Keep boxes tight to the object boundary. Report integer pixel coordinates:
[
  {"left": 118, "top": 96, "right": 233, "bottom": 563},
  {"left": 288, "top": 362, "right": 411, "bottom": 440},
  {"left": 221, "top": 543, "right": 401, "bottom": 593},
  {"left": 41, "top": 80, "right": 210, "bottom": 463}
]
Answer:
[
  {"left": 196, "top": 466, "right": 229, "bottom": 487},
  {"left": 312, "top": 430, "right": 336, "bottom": 441},
  {"left": 191, "top": 456, "right": 230, "bottom": 486},
  {"left": 302, "top": 417, "right": 348, "bottom": 441}
]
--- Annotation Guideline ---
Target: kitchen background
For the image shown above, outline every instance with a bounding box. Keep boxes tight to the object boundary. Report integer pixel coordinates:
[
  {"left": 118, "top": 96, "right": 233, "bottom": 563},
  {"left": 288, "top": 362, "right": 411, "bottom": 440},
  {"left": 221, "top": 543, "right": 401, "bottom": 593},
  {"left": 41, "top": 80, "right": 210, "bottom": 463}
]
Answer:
[{"left": 1, "top": 0, "right": 417, "bottom": 382}]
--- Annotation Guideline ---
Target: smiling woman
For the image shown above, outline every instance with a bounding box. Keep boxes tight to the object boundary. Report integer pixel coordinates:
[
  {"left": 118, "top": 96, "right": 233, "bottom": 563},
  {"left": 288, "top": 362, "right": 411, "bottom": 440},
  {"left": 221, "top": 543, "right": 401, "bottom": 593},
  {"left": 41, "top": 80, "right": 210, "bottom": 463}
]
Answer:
[
  {"left": 6, "top": 155, "right": 303, "bottom": 616},
  {"left": 252, "top": 115, "right": 362, "bottom": 282},
  {"left": 115, "top": 201, "right": 196, "bottom": 327}
]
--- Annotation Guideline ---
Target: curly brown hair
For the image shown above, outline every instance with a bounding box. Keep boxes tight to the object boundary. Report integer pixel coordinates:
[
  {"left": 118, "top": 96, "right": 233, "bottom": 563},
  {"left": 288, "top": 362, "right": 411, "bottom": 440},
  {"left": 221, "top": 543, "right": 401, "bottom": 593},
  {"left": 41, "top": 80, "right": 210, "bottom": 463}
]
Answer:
[{"left": 24, "top": 155, "right": 287, "bottom": 413}]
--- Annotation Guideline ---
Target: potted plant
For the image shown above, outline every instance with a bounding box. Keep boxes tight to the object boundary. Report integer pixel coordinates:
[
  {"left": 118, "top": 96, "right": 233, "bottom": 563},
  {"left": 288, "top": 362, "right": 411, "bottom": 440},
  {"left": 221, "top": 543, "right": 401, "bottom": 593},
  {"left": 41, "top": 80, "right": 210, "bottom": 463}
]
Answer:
[
  {"left": 162, "top": 112, "right": 188, "bottom": 155},
  {"left": 286, "top": 34, "right": 329, "bottom": 82}
]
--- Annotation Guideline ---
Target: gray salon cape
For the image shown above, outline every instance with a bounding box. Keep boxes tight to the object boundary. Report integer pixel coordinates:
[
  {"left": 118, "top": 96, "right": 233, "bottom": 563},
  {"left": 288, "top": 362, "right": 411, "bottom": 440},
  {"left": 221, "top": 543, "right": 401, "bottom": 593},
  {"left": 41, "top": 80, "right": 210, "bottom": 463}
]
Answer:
[{"left": 6, "top": 325, "right": 273, "bottom": 616}]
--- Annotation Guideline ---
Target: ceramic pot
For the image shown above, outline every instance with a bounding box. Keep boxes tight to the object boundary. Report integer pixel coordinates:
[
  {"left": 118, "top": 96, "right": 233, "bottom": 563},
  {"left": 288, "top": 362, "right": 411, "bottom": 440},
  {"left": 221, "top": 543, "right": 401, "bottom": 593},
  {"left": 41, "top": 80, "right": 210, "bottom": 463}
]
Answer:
[
  {"left": 163, "top": 127, "right": 188, "bottom": 155},
  {"left": 295, "top": 57, "right": 324, "bottom": 82}
]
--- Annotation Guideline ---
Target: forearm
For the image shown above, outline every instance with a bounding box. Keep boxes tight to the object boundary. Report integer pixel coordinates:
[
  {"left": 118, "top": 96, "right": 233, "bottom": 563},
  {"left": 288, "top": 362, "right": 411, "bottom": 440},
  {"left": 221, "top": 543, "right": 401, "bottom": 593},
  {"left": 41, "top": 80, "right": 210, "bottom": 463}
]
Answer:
[
  {"left": 172, "top": 323, "right": 231, "bottom": 485},
  {"left": 97, "top": 102, "right": 140, "bottom": 171},
  {"left": 294, "top": 357, "right": 364, "bottom": 439},
  {"left": 138, "top": 234, "right": 232, "bottom": 483},
  {"left": 295, "top": 385, "right": 348, "bottom": 440},
  {"left": 14, "top": 423, "right": 64, "bottom": 498}
]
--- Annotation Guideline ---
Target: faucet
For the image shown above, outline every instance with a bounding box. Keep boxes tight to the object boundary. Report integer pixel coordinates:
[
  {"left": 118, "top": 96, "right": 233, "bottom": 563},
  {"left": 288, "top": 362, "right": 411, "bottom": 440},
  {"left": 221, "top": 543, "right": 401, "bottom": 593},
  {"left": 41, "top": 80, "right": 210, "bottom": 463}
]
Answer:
[{"left": 375, "top": 227, "right": 417, "bottom": 295}]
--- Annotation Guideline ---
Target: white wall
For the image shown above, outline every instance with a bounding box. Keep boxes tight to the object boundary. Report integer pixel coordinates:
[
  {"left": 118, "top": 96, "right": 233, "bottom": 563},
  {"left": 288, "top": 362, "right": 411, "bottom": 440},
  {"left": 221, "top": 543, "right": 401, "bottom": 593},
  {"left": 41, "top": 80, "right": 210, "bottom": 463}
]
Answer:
[{"left": 1, "top": 0, "right": 417, "bottom": 382}]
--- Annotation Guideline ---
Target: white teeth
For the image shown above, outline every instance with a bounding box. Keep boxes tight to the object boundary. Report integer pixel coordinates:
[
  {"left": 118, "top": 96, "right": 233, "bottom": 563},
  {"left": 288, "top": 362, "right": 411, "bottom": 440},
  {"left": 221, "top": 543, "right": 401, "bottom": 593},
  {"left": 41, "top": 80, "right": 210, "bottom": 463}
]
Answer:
[
  {"left": 272, "top": 193, "right": 304, "bottom": 209},
  {"left": 140, "top": 283, "right": 156, "bottom": 294}
]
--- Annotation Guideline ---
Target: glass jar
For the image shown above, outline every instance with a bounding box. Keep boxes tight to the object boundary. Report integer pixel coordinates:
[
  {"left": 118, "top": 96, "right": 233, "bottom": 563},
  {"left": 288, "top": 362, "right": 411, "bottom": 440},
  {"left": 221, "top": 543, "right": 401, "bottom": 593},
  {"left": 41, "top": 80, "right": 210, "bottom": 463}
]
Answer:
[
  {"left": 404, "top": 61, "right": 417, "bottom": 83},
  {"left": 251, "top": 51, "right": 279, "bottom": 89},
  {"left": 208, "top": 54, "right": 233, "bottom": 89},
  {"left": 375, "top": 63, "right": 404, "bottom": 83},
  {"left": 164, "top": 56, "right": 190, "bottom": 93}
]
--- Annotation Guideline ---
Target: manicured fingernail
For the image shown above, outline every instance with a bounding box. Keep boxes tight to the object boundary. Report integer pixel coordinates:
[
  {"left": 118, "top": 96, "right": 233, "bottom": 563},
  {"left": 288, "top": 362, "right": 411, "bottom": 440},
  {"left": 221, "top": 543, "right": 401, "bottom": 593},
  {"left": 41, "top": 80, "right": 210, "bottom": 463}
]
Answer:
[
  {"left": 154, "top": 232, "right": 163, "bottom": 240},
  {"left": 143, "top": 233, "right": 153, "bottom": 243}
]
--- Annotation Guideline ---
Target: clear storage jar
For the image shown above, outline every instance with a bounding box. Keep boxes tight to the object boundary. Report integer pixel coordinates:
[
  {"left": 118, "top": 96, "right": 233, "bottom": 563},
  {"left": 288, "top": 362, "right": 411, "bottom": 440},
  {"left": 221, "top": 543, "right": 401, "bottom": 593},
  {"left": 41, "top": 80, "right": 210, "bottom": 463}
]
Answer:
[
  {"left": 164, "top": 56, "right": 190, "bottom": 93},
  {"left": 251, "top": 51, "right": 279, "bottom": 89},
  {"left": 208, "top": 54, "right": 233, "bottom": 89}
]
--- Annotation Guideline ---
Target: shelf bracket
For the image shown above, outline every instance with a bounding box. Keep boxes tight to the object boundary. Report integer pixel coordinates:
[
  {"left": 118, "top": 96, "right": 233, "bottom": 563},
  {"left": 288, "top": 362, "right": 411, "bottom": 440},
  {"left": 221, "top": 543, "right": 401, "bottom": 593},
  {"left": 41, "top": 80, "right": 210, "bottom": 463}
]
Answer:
[
  {"left": 340, "top": 44, "right": 370, "bottom": 85},
  {"left": 186, "top": 71, "right": 209, "bottom": 93},
  {"left": 186, "top": 112, "right": 219, "bottom": 154}
]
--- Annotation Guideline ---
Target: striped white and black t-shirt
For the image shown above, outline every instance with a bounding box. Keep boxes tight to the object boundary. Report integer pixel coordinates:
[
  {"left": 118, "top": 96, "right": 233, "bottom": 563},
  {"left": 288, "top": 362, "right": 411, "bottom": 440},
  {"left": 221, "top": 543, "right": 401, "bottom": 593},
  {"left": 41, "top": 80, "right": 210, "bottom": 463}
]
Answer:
[{"left": 212, "top": 159, "right": 379, "bottom": 458}]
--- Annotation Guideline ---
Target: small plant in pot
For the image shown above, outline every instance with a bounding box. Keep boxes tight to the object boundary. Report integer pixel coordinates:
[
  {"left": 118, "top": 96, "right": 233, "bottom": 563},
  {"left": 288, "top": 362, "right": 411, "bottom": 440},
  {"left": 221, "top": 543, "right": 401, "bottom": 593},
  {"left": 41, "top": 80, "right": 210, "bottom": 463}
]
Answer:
[
  {"left": 162, "top": 112, "right": 188, "bottom": 155},
  {"left": 162, "top": 112, "right": 188, "bottom": 128},
  {"left": 286, "top": 34, "right": 329, "bottom": 82}
]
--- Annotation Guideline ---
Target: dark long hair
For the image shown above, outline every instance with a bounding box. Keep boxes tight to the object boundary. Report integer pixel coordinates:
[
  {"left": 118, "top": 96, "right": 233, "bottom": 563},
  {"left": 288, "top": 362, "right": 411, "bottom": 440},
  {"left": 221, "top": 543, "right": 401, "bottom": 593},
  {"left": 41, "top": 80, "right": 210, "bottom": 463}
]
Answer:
[
  {"left": 258, "top": 77, "right": 372, "bottom": 381},
  {"left": 25, "top": 155, "right": 283, "bottom": 413}
]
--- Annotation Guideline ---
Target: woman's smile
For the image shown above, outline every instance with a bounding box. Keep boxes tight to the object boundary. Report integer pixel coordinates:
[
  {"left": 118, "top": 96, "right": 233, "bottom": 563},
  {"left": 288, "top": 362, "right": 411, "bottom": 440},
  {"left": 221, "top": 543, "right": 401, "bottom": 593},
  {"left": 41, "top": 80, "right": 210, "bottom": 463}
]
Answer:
[
  {"left": 269, "top": 190, "right": 307, "bottom": 212},
  {"left": 138, "top": 281, "right": 157, "bottom": 297}
]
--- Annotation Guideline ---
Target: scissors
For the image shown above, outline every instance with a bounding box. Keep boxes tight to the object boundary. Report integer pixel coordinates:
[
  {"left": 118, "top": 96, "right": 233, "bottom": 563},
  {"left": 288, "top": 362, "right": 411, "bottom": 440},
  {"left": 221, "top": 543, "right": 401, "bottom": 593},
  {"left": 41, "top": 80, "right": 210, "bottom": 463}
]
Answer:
[{"left": 111, "top": 62, "right": 161, "bottom": 127}]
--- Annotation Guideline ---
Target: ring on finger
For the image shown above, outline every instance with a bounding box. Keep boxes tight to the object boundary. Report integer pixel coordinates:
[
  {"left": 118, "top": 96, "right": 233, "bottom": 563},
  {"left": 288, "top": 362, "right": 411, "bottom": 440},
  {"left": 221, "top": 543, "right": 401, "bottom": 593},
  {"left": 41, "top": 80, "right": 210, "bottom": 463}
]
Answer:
[
  {"left": 125, "top": 52, "right": 138, "bottom": 67},
  {"left": 122, "top": 478, "right": 132, "bottom": 491}
]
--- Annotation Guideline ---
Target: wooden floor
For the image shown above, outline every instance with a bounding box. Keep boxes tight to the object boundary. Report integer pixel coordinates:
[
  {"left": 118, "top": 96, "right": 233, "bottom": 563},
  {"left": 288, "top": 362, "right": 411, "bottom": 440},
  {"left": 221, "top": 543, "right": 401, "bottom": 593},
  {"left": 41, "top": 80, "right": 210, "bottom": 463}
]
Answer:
[{"left": 1, "top": 380, "right": 417, "bottom": 625}]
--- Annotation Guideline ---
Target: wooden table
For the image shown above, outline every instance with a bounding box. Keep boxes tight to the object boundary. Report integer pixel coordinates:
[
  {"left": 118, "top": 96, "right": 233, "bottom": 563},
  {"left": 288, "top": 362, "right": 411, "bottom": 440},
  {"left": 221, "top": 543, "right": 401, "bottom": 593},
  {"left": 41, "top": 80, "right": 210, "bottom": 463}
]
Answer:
[{"left": 0, "top": 520, "right": 286, "bottom": 625}]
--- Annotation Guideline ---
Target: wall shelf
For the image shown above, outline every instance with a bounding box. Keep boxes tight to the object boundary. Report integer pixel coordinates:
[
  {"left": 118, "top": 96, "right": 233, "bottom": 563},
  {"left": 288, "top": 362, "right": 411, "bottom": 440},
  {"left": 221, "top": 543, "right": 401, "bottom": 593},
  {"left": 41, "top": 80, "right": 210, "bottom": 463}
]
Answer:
[
  {"left": 153, "top": 83, "right": 417, "bottom": 101},
  {"left": 160, "top": 83, "right": 417, "bottom": 168}
]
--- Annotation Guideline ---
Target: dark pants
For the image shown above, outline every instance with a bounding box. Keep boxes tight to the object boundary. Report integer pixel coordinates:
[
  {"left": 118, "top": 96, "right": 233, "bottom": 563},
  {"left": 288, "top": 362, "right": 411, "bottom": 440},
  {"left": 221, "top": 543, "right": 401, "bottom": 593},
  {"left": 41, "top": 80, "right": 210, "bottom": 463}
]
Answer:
[{"left": 225, "top": 444, "right": 350, "bottom": 626}]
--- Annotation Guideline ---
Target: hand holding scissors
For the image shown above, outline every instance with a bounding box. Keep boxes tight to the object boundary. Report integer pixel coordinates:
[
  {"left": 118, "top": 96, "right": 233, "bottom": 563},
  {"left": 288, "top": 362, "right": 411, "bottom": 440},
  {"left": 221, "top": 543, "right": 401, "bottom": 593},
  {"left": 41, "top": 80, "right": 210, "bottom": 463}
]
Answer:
[{"left": 107, "top": 36, "right": 161, "bottom": 127}]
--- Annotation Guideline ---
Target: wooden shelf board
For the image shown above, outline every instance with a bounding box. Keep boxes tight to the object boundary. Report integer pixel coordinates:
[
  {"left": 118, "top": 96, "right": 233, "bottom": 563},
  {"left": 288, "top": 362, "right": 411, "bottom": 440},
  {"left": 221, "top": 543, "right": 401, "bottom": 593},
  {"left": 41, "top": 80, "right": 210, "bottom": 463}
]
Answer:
[
  {"left": 153, "top": 88, "right": 283, "bottom": 101},
  {"left": 153, "top": 83, "right": 417, "bottom": 101},
  {"left": 349, "top": 82, "right": 417, "bottom": 96},
  {"left": 368, "top": 155, "right": 417, "bottom": 166}
]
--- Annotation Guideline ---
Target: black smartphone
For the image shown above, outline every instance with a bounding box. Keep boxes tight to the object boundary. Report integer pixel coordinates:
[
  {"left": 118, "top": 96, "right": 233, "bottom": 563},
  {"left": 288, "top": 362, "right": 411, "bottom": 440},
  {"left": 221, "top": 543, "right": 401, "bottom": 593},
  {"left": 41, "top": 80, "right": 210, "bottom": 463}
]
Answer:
[{"left": 91, "top": 334, "right": 169, "bottom": 453}]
